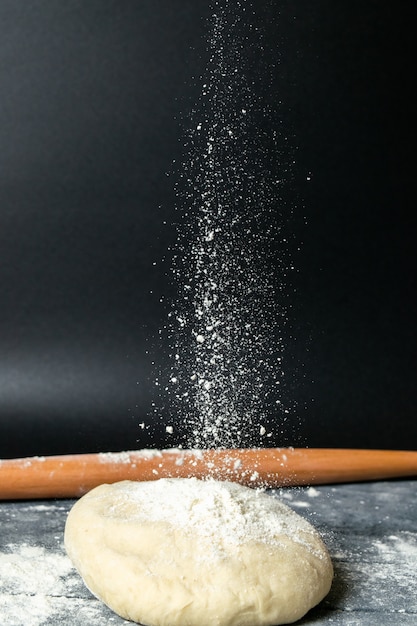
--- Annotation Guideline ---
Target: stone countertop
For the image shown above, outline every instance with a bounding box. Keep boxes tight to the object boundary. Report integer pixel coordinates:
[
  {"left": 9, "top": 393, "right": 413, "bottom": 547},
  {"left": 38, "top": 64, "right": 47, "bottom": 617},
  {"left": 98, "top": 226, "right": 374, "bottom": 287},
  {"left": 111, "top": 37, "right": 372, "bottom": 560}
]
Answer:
[{"left": 1, "top": 480, "right": 416, "bottom": 625}]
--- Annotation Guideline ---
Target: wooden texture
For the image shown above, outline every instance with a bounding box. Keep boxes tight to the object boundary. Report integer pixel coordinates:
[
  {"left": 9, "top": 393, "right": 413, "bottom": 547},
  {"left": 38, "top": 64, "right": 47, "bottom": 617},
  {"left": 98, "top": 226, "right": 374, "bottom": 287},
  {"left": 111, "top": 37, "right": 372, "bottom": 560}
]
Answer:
[
  {"left": 0, "top": 479, "right": 416, "bottom": 624},
  {"left": 1, "top": 448, "right": 417, "bottom": 498}
]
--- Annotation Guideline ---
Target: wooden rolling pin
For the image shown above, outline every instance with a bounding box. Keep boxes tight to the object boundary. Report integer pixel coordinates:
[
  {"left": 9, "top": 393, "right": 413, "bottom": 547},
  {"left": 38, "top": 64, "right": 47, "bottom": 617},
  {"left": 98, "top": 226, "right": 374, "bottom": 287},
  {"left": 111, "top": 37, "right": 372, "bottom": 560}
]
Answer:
[{"left": 0, "top": 448, "right": 417, "bottom": 500}]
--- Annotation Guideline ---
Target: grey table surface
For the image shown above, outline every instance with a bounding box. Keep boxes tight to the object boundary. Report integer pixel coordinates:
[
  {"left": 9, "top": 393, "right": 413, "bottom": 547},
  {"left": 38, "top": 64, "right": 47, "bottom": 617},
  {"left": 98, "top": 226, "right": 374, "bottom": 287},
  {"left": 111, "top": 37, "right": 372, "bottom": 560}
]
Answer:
[{"left": 0, "top": 480, "right": 416, "bottom": 625}]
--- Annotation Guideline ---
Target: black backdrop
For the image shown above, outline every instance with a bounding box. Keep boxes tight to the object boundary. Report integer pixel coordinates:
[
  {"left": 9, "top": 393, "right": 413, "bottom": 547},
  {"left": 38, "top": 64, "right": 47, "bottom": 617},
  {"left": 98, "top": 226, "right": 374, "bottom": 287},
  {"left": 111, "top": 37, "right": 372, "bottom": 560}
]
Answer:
[{"left": 1, "top": 0, "right": 415, "bottom": 458}]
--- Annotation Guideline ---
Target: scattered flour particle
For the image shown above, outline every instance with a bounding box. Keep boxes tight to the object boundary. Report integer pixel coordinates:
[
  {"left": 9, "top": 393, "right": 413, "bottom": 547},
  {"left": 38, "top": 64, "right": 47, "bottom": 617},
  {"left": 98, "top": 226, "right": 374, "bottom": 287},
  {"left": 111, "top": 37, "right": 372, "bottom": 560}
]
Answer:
[
  {"left": 98, "top": 451, "right": 131, "bottom": 464},
  {"left": 291, "top": 501, "right": 311, "bottom": 509},
  {"left": 161, "top": 3, "right": 295, "bottom": 451},
  {"left": 0, "top": 544, "right": 79, "bottom": 626}
]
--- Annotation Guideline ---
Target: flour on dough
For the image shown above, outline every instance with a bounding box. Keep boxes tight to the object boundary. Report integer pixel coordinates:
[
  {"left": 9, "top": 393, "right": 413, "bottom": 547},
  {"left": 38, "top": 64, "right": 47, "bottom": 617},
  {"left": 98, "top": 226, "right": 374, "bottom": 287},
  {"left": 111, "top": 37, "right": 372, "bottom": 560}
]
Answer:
[{"left": 64, "top": 478, "right": 333, "bottom": 626}]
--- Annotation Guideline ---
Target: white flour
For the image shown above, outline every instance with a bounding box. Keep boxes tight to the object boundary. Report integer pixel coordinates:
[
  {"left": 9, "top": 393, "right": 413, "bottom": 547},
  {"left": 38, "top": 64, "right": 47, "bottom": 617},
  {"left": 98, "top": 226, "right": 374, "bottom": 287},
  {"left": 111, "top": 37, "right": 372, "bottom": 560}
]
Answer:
[
  {"left": 157, "top": 1, "right": 297, "bottom": 450},
  {"left": 104, "top": 478, "right": 319, "bottom": 555},
  {"left": 0, "top": 544, "right": 71, "bottom": 625},
  {"left": 0, "top": 543, "right": 130, "bottom": 625},
  {"left": 331, "top": 531, "right": 417, "bottom": 615},
  {"left": 0, "top": 545, "right": 71, "bottom": 596}
]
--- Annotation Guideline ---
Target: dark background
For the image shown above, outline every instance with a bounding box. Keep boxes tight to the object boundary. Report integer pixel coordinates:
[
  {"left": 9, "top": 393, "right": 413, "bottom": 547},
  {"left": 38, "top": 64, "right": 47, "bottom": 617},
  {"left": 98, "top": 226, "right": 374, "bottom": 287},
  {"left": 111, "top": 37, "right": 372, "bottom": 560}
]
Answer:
[{"left": 1, "top": 0, "right": 415, "bottom": 458}]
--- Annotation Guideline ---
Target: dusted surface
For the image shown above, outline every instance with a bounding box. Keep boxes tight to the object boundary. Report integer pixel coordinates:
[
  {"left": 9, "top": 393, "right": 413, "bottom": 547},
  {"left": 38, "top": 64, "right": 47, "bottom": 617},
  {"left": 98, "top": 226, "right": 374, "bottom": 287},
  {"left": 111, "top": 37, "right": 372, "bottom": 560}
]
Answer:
[{"left": 1, "top": 480, "right": 416, "bottom": 625}]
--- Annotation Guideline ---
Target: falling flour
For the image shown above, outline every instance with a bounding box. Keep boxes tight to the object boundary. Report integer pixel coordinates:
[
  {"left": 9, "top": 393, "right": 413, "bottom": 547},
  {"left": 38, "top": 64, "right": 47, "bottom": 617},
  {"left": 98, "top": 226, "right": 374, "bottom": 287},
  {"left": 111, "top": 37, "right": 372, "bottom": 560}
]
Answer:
[{"left": 156, "top": 1, "right": 297, "bottom": 449}]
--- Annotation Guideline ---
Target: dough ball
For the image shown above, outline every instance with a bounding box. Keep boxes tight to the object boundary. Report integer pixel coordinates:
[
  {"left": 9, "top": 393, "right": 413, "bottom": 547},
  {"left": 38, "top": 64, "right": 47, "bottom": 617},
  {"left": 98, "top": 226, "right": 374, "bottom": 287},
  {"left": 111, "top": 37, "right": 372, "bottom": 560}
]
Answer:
[{"left": 64, "top": 478, "right": 333, "bottom": 626}]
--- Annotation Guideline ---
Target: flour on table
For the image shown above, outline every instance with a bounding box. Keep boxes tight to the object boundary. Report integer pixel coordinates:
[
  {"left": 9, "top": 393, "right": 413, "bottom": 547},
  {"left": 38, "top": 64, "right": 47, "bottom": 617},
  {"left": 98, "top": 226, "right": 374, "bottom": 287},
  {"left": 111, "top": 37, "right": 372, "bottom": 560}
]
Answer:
[
  {"left": 0, "top": 543, "right": 131, "bottom": 626},
  {"left": 0, "top": 544, "right": 71, "bottom": 625}
]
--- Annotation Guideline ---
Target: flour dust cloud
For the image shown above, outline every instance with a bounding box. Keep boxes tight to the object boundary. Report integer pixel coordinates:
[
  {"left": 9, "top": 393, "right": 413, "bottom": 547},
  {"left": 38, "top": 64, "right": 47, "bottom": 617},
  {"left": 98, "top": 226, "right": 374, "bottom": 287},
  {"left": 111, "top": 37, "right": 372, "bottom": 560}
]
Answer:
[{"left": 157, "top": 1, "right": 297, "bottom": 449}]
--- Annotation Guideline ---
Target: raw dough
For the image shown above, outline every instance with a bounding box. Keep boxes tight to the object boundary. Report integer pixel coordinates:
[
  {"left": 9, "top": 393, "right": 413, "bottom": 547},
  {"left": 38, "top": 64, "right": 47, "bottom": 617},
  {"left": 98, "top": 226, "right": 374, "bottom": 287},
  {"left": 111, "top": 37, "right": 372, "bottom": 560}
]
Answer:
[{"left": 64, "top": 478, "right": 333, "bottom": 626}]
